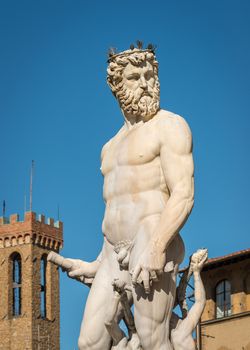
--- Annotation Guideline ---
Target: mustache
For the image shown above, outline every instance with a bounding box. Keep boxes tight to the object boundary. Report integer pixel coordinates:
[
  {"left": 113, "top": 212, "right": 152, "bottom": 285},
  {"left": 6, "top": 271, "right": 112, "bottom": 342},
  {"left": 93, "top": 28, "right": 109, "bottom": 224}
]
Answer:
[{"left": 139, "top": 88, "right": 153, "bottom": 98}]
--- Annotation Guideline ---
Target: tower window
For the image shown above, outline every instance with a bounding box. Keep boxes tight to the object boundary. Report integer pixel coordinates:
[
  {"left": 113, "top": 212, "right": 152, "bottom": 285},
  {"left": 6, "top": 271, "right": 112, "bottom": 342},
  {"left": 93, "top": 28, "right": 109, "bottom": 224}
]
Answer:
[
  {"left": 40, "top": 255, "right": 47, "bottom": 318},
  {"left": 12, "top": 253, "right": 22, "bottom": 316},
  {"left": 216, "top": 279, "right": 231, "bottom": 318}
]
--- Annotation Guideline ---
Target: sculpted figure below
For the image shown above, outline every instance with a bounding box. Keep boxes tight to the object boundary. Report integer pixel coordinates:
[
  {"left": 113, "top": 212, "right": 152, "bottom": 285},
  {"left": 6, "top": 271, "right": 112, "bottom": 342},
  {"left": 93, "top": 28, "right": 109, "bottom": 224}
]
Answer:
[
  {"left": 48, "top": 247, "right": 207, "bottom": 350},
  {"left": 101, "top": 248, "right": 207, "bottom": 350},
  {"left": 49, "top": 42, "right": 195, "bottom": 350}
]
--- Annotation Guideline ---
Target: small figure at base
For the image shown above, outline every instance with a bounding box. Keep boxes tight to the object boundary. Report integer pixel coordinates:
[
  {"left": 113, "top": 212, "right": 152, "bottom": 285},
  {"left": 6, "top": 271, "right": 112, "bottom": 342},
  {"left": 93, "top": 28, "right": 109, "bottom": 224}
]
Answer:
[{"left": 170, "top": 249, "right": 208, "bottom": 350}]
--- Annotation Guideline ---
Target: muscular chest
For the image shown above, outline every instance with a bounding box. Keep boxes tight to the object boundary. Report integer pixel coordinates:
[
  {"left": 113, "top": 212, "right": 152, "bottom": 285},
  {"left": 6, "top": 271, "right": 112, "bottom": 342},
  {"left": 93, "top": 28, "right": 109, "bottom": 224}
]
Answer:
[{"left": 101, "top": 125, "right": 160, "bottom": 174}]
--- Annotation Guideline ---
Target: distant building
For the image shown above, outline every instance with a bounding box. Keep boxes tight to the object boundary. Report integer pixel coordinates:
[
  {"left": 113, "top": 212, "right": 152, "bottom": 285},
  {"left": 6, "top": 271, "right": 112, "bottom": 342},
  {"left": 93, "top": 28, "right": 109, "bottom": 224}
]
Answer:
[
  {"left": 0, "top": 212, "right": 63, "bottom": 350},
  {"left": 198, "top": 248, "right": 250, "bottom": 350}
]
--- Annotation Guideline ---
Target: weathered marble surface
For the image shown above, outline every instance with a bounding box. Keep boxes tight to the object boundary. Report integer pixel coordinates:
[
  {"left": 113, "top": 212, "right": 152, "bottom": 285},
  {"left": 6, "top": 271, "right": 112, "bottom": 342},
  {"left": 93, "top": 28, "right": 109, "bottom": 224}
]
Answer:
[{"left": 48, "top": 43, "right": 206, "bottom": 350}]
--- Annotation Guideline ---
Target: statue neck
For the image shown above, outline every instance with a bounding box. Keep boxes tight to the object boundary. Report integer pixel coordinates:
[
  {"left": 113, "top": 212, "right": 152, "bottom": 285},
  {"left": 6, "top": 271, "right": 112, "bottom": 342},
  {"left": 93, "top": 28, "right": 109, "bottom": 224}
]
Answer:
[{"left": 122, "top": 111, "right": 157, "bottom": 129}]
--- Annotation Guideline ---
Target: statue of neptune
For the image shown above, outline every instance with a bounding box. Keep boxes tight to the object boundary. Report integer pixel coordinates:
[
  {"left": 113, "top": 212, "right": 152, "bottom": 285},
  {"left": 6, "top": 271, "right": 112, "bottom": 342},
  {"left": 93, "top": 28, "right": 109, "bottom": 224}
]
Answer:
[{"left": 50, "top": 43, "right": 194, "bottom": 350}]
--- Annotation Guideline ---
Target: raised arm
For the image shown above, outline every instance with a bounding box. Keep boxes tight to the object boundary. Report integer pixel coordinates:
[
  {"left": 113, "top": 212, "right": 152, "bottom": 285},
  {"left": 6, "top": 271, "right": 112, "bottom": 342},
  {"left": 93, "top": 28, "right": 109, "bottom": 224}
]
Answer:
[
  {"left": 172, "top": 249, "right": 207, "bottom": 343},
  {"left": 132, "top": 114, "right": 194, "bottom": 292}
]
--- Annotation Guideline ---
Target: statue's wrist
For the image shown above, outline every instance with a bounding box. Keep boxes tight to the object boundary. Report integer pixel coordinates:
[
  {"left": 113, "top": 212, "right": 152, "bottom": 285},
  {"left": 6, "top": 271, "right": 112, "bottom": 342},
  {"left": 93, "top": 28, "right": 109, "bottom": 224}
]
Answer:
[
  {"left": 150, "top": 238, "right": 166, "bottom": 254},
  {"left": 193, "top": 270, "right": 200, "bottom": 277}
]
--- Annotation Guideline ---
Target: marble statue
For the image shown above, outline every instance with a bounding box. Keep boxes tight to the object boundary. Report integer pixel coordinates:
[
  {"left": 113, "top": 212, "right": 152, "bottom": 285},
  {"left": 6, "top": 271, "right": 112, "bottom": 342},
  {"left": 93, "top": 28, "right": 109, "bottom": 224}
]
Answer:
[
  {"left": 103, "top": 248, "right": 207, "bottom": 350},
  {"left": 48, "top": 42, "right": 200, "bottom": 350},
  {"left": 170, "top": 248, "right": 207, "bottom": 350},
  {"left": 48, "top": 248, "right": 207, "bottom": 350}
]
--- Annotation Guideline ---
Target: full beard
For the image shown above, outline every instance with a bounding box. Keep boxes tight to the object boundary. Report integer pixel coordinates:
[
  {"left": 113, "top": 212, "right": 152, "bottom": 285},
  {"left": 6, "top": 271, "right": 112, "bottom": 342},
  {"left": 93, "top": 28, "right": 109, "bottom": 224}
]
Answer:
[{"left": 117, "top": 85, "right": 160, "bottom": 120}]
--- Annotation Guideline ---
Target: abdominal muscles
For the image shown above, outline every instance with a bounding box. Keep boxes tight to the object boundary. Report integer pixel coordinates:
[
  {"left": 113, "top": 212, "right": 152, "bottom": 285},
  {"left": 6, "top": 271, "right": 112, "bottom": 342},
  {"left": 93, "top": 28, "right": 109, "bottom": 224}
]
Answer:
[
  {"left": 102, "top": 156, "right": 170, "bottom": 245},
  {"left": 102, "top": 189, "right": 169, "bottom": 245}
]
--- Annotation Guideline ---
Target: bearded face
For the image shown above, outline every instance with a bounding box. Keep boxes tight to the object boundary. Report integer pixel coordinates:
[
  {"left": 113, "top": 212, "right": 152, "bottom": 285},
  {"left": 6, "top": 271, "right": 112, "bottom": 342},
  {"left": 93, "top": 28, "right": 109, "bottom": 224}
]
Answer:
[{"left": 115, "top": 61, "right": 160, "bottom": 119}]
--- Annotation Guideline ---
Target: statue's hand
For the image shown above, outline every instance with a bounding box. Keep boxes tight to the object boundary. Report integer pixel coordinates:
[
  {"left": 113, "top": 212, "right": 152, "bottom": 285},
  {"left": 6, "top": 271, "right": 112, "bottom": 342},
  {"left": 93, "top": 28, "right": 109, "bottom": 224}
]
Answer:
[
  {"left": 66, "top": 258, "right": 100, "bottom": 283},
  {"left": 131, "top": 245, "right": 166, "bottom": 294},
  {"left": 190, "top": 248, "right": 208, "bottom": 273}
]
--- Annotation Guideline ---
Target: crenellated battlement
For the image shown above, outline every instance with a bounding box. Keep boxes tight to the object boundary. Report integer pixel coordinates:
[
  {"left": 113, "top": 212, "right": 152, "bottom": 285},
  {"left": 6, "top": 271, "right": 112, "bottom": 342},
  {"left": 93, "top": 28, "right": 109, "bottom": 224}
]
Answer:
[
  {"left": 0, "top": 211, "right": 63, "bottom": 250},
  {"left": 0, "top": 212, "right": 63, "bottom": 229}
]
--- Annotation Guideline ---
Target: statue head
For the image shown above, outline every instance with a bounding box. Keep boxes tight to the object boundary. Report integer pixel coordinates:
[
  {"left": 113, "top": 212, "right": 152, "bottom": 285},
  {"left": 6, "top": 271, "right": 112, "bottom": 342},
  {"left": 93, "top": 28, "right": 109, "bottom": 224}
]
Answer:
[{"left": 107, "top": 44, "right": 160, "bottom": 120}]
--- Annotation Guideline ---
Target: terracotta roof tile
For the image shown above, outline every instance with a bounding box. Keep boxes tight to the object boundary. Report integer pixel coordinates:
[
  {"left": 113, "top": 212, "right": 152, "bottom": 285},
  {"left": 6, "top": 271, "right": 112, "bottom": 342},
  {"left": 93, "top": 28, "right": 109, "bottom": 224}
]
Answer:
[
  {"left": 204, "top": 248, "right": 250, "bottom": 266},
  {"left": 179, "top": 248, "right": 250, "bottom": 273}
]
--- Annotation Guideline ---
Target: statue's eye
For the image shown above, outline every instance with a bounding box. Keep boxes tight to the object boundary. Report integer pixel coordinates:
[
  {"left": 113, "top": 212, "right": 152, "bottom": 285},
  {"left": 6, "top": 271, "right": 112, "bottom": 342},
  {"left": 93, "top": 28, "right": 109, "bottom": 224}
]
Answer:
[
  {"left": 127, "top": 74, "right": 140, "bottom": 81},
  {"left": 145, "top": 71, "right": 154, "bottom": 80}
]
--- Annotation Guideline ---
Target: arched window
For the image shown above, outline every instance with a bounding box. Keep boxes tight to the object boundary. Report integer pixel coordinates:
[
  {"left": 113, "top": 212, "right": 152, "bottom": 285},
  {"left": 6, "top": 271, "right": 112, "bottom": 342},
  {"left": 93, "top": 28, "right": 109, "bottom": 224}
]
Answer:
[
  {"left": 12, "top": 253, "right": 22, "bottom": 316},
  {"left": 216, "top": 279, "right": 231, "bottom": 318},
  {"left": 40, "top": 255, "right": 47, "bottom": 318}
]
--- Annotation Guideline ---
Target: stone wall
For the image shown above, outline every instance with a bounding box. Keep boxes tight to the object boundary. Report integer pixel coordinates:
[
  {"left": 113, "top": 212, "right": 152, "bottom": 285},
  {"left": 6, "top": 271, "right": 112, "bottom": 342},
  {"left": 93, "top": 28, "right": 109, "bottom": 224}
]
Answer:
[
  {"left": 201, "top": 258, "right": 250, "bottom": 321},
  {"left": 0, "top": 212, "right": 62, "bottom": 350},
  {"left": 199, "top": 254, "right": 250, "bottom": 350},
  {"left": 200, "top": 313, "right": 250, "bottom": 350}
]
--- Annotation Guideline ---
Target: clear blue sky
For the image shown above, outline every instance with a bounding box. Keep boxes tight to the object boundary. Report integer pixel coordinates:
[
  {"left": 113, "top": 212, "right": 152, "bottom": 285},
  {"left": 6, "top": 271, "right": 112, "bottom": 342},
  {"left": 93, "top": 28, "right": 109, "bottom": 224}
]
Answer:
[{"left": 1, "top": 0, "right": 250, "bottom": 348}]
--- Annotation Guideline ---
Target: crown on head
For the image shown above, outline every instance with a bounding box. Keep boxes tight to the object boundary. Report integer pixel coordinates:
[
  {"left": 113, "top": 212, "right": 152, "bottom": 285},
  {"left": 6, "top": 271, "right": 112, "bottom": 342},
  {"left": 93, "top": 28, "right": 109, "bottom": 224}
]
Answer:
[{"left": 107, "top": 41, "right": 157, "bottom": 63}]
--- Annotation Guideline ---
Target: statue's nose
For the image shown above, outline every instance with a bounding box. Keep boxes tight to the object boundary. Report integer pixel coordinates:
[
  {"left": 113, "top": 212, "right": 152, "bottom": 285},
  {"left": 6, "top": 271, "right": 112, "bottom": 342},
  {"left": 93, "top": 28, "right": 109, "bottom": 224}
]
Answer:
[{"left": 140, "top": 77, "right": 147, "bottom": 89}]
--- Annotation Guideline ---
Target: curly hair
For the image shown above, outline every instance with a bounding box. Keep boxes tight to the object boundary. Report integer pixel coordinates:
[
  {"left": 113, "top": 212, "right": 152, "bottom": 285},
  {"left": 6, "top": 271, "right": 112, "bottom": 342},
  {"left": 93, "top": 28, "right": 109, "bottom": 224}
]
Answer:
[
  {"left": 107, "top": 50, "right": 159, "bottom": 98},
  {"left": 107, "top": 50, "right": 160, "bottom": 118}
]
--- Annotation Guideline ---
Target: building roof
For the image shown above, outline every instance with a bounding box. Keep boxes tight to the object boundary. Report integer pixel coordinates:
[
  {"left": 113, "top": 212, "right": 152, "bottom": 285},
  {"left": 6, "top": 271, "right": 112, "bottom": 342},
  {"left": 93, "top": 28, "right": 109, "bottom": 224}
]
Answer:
[
  {"left": 179, "top": 248, "right": 250, "bottom": 273},
  {"left": 202, "top": 248, "right": 250, "bottom": 271}
]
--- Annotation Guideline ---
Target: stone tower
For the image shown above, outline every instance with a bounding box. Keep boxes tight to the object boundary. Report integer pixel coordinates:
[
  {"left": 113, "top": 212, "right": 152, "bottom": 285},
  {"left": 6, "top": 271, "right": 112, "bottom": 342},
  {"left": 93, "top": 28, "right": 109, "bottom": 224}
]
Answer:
[{"left": 0, "top": 211, "right": 63, "bottom": 350}]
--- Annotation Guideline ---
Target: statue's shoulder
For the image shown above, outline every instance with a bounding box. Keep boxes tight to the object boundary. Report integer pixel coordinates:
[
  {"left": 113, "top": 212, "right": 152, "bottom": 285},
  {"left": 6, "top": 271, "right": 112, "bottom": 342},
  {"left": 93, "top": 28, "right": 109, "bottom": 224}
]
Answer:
[
  {"left": 155, "top": 109, "right": 191, "bottom": 132},
  {"left": 155, "top": 109, "right": 192, "bottom": 151}
]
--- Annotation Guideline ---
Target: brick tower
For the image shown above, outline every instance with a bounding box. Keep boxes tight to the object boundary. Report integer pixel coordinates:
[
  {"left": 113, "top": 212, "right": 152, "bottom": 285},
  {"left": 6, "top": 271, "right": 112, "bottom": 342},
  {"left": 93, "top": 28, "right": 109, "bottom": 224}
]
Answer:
[{"left": 0, "top": 211, "right": 63, "bottom": 350}]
